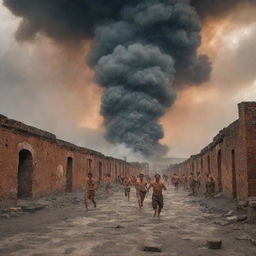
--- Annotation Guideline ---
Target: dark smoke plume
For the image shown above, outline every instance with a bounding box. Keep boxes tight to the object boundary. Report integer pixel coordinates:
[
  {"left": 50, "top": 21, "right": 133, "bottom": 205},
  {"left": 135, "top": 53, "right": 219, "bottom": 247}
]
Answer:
[{"left": 4, "top": 0, "right": 213, "bottom": 157}]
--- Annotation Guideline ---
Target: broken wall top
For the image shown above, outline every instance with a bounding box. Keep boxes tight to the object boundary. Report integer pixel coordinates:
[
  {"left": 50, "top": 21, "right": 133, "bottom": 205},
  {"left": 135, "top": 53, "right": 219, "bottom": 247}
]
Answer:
[{"left": 0, "top": 114, "right": 140, "bottom": 166}]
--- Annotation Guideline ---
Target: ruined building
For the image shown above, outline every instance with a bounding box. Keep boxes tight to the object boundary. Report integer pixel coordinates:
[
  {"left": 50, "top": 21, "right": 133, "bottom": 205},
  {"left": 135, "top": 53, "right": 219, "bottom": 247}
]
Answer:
[
  {"left": 0, "top": 115, "right": 148, "bottom": 203},
  {"left": 169, "top": 102, "right": 256, "bottom": 201}
]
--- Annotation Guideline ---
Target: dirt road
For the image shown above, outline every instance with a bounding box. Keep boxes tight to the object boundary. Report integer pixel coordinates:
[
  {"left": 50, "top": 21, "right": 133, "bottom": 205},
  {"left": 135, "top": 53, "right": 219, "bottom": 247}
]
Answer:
[{"left": 0, "top": 186, "right": 255, "bottom": 256}]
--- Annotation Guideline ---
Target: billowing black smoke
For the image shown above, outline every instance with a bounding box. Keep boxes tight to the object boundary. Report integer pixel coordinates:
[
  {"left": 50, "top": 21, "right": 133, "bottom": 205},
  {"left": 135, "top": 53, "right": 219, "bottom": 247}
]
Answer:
[
  {"left": 3, "top": 0, "right": 214, "bottom": 158},
  {"left": 87, "top": 1, "right": 212, "bottom": 157}
]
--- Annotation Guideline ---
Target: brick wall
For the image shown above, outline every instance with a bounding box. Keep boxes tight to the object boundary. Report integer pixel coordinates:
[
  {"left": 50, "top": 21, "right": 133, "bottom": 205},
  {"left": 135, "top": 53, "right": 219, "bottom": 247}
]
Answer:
[
  {"left": 0, "top": 115, "right": 147, "bottom": 202},
  {"left": 169, "top": 102, "right": 256, "bottom": 201}
]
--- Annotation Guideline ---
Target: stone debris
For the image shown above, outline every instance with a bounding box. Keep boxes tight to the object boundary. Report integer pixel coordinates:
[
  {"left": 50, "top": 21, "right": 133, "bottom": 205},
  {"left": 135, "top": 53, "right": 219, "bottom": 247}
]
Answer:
[
  {"left": 143, "top": 246, "right": 162, "bottom": 252},
  {"left": 214, "top": 193, "right": 223, "bottom": 199},
  {"left": 249, "top": 201, "right": 256, "bottom": 208},
  {"left": 236, "top": 235, "right": 251, "bottom": 241},
  {"left": 0, "top": 191, "right": 87, "bottom": 220},
  {"left": 0, "top": 214, "right": 10, "bottom": 219},
  {"left": 226, "top": 216, "right": 237, "bottom": 222},
  {"left": 115, "top": 225, "right": 125, "bottom": 229},
  {"left": 207, "top": 239, "right": 222, "bottom": 249},
  {"left": 248, "top": 201, "right": 256, "bottom": 224},
  {"left": 214, "top": 220, "right": 231, "bottom": 226},
  {"left": 19, "top": 203, "right": 47, "bottom": 213},
  {"left": 224, "top": 210, "right": 234, "bottom": 217},
  {"left": 169, "top": 225, "right": 179, "bottom": 229},
  {"left": 237, "top": 215, "right": 248, "bottom": 222},
  {"left": 9, "top": 207, "right": 22, "bottom": 212},
  {"left": 235, "top": 234, "right": 256, "bottom": 246},
  {"left": 237, "top": 201, "right": 248, "bottom": 210}
]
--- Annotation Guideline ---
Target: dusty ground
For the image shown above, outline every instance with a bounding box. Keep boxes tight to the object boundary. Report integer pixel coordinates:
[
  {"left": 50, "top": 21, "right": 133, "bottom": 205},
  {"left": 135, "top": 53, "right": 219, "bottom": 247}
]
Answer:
[{"left": 0, "top": 185, "right": 256, "bottom": 256}]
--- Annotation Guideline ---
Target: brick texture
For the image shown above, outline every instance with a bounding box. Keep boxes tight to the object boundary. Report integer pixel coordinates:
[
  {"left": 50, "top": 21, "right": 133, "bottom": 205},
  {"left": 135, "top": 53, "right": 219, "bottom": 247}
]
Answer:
[
  {"left": 169, "top": 102, "right": 256, "bottom": 201},
  {"left": 0, "top": 115, "right": 148, "bottom": 203}
]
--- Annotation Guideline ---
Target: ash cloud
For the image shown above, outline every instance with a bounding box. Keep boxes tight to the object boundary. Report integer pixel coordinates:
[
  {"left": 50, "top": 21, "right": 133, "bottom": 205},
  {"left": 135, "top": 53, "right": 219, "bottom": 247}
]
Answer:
[{"left": 3, "top": 0, "right": 213, "bottom": 158}]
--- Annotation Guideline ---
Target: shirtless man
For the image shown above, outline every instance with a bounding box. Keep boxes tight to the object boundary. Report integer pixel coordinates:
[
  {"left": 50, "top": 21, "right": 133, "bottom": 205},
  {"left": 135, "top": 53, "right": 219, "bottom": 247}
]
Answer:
[
  {"left": 147, "top": 174, "right": 167, "bottom": 217},
  {"left": 123, "top": 177, "right": 132, "bottom": 201},
  {"left": 181, "top": 174, "right": 188, "bottom": 190},
  {"left": 131, "top": 175, "right": 137, "bottom": 186},
  {"left": 84, "top": 172, "right": 97, "bottom": 211},
  {"left": 171, "top": 173, "right": 179, "bottom": 191},
  {"left": 135, "top": 174, "right": 147, "bottom": 208}
]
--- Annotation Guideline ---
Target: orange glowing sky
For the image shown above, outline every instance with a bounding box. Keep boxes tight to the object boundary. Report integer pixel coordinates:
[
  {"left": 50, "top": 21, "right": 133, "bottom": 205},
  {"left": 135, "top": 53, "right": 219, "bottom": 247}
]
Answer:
[
  {"left": 1, "top": 1, "right": 256, "bottom": 160},
  {"left": 160, "top": 4, "right": 256, "bottom": 157}
]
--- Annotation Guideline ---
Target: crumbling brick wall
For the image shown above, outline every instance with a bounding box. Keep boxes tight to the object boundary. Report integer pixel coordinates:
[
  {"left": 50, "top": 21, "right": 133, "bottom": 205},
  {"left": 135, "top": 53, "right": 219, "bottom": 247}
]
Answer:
[
  {"left": 0, "top": 115, "right": 147, "bottom": 202},
  {"left": 169, "top": 102, "right": 256, "bottom": 201}
]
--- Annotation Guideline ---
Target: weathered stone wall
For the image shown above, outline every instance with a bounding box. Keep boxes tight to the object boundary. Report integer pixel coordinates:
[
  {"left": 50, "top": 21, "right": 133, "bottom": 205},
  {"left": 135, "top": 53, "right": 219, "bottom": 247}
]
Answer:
[
  {"left": 169, "top": 102, "right": 256, "bottom": 201},
  {"left": 0, "top": 115, "right": 147, "bottom": 202}
]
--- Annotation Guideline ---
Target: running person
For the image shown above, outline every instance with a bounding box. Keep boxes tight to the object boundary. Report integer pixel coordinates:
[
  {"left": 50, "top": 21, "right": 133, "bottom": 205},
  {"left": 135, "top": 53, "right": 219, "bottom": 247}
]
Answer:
[
  {"left": 135, "top": 174, "right": 147, "bottom": 208},
  {"left": 84, "top": 172, "right": 97, "bottom": 211},
  {"left": 171, "top": 173, "right": 179, "bottom": 191},
  {"left": 147, "top": 174, "right": 167, "bottom": 217},
  {"left": 123, "top": 177, "right": 132, "bottom": 201}
]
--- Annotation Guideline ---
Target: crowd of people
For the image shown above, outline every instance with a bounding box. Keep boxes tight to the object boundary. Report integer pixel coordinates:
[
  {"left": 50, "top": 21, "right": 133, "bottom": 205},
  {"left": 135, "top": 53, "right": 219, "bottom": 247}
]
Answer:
[
  {"left": 170, "top": 171, "right": 216, "bottom": 197},
  {"left": 84, "top": 172, "right": 166, "bottom": 217},
  {"left": 83, "top": 171, "right": 216, "bottom": 217}
]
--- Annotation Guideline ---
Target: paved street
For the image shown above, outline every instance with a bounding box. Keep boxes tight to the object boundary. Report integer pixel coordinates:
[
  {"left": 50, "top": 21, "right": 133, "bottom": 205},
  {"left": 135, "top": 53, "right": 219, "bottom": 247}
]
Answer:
[{"left": 1, "top": 185, "right": 256, "bottom": 256}]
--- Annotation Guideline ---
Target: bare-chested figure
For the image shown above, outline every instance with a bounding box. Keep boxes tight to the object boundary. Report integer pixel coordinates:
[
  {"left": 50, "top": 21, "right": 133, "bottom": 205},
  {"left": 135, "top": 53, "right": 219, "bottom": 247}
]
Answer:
[
  {"left": 181, "top": 174, "right": 188, "bottom": 190},
  {"left": 84, "top": 172, "right": 97, "bottom": 211},
  {"left": 135, "top": 174, "right": 147, "bottom": 208},
  {"left": 147, "top": 174, "right": 167, "bottom": 217},
  {"left": 123, "top": 177, "right": 132, "bottom": 201},
  {"left": 131, "top": 175, "right": 137, "bottom": 186},
  {"left": 171, "top": 173, "right": 179, "bottom": 191}
]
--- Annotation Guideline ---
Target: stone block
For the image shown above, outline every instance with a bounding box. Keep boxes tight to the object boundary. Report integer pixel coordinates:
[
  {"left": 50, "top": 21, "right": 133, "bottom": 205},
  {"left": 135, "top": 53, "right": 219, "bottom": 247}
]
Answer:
[{"left": 207, "top": 239, "right": 222, "bottom": 249}]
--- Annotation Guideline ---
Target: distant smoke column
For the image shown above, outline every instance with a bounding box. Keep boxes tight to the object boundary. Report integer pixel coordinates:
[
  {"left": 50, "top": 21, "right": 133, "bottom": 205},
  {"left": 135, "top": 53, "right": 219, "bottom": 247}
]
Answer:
[
  {"left": 95, "top": 44, "right": 175, "bottom": 157},
  {"left": 88, "top": 0, "right": 211, "bottom": 157},
  {"left": 3, "top": 0, "right": 212, "bottom": 158}
]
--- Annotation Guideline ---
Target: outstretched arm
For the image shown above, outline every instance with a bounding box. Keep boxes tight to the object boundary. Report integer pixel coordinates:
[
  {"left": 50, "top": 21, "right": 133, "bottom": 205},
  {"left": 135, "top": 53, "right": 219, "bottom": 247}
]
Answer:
[{"left": 147, "top": 184, "right": 152, "bottom": 193}]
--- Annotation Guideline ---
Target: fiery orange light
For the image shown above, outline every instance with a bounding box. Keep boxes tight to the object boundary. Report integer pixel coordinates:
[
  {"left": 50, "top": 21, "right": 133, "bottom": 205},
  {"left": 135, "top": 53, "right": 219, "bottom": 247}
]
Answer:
[
  {"left": 160, "top": 11, "right": 236, "bottom": 151},
  {"left": 199, "top": 14, "right": 233, "bottom": 58},
  {"left": 50, "top": 40, "right": 104, "bottom": 131}
]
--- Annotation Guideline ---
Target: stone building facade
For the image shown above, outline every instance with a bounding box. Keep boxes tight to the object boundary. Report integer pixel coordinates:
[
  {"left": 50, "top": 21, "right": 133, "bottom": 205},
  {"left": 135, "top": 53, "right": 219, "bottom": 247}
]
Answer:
[
  {"left": 169, "top": 102, "right": 256, "bottom": 201},
  {"left": 0, "top": 115, "right": 148, "bottom": 203}
]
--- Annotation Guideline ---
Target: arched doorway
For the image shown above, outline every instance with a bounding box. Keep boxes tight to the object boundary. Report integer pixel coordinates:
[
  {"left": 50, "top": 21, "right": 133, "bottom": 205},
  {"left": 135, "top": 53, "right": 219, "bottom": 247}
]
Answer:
[
  {"left": 17, "top": 150, "right": 33, "bottom": 198},
  {"left": 231, "top": 150, "right": 237, "bottom": 199},
  {"left": 66, "top": 157, "right": 73, "bottom": 192},
  {"left": 217, "top": 150, "right": 222, "bottom": 192}
]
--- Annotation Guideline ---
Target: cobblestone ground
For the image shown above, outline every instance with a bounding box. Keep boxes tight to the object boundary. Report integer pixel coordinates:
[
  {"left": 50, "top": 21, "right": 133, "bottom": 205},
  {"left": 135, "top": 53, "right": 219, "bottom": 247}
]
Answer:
[{"left": 0, "top": 185, "right": 256, "bottom": 256}]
